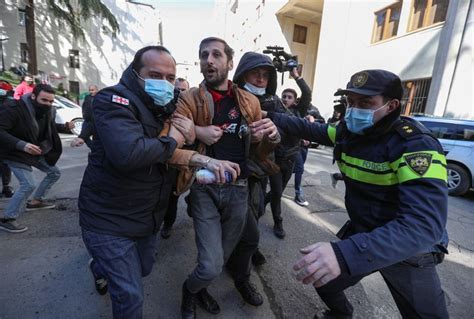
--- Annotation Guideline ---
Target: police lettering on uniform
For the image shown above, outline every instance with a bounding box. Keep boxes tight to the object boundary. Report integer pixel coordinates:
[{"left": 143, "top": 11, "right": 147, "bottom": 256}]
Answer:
[{"left": 252, "top": 69, "right": 449, "bottom": 318}]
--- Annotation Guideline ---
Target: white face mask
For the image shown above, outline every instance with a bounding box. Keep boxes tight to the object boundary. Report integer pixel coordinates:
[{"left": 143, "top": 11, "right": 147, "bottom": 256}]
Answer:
[{"left": 244, "top": 82, "right": 266, "bottom": 96}]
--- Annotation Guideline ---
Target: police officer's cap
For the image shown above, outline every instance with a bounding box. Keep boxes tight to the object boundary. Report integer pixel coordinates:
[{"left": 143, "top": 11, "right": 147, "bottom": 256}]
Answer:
[{"left": 336, "top": 69, "right": 403, "bottom": 100}]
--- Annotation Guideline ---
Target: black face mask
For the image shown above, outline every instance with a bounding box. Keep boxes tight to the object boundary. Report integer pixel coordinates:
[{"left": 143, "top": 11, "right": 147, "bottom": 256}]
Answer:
[{"left": 32, "top": 99, "right": 51, "bottom": 118}]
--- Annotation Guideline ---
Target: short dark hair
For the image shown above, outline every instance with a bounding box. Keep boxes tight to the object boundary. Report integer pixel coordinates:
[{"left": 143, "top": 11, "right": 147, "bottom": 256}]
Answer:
[
  {"left": 383, "top": 77, "right": 404, "bottom": 100},
  {"left": 199, "top": 37, "right": 234, "bottom": 61},
  {"left": 282, "top": 88, "right": 297, "bottom": 99},
  {"left": 176, "top": 77, "right": 188, "bottom": 83},
  {"left": 33, "top": 84, "right": 55, "bottom": 96},
  {"left": 131, "top": 45, "right": 173, "bottom": 73}
]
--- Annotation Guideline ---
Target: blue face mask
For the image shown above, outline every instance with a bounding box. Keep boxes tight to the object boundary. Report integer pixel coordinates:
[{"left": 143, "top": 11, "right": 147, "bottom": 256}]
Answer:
[
  {"left": 344, "top": 102, "right": 389, "bottom": 134},
  {"left": 135, "top": 70, "right": 175, "bottom": 106},
  {"left": 244, "top": 82, "right": 266, "bottom": 96}
]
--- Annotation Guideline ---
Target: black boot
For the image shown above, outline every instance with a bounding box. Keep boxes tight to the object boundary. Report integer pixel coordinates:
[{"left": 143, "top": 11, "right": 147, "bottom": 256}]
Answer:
[
  {"left": 235, "top": 280, "right": 263, "bottom": 306},
  {"left": 251, "top": 249, "right": 266, "bottom": 266},
  {"left": 273, "top": 222, "right": 286, "bottom": 239},
  {"left": 1, "top": 186, "right": 14, "bottom": 198},
  {"left": 196, "top": 288, "right": 220, "bottom": 314},
  {"left": 181, "top": 281, "right": 196, "bottom": 319}
]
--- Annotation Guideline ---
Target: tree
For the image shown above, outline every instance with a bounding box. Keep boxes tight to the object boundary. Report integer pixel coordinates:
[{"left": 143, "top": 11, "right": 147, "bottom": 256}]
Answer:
[{"left": 25, "top": 0, "right": 120, "bottom": 74}]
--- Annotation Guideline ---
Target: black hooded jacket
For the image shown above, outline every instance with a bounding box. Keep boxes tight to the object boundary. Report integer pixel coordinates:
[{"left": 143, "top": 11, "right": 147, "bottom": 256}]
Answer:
[{"left": 233, "top": 52, "right": 300, "bottom": 160}]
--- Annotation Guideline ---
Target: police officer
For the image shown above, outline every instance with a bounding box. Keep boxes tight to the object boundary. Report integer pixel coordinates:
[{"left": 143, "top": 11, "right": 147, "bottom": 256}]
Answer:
[{"left": 253, "top": 69, "right": 449, "bottom": 318}]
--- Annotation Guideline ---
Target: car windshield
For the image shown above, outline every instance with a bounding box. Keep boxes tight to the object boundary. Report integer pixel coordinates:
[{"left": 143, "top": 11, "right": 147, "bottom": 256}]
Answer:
[{"left": 55, "top": 96, "right": 80, "bottom": 108}]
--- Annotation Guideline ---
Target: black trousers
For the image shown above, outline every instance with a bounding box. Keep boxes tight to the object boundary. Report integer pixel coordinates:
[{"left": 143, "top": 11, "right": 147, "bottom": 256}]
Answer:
[
  {"left": 162, "top": 168, "right": 179, "bottom": 229},
  {"left": 162, "top": 192, "right": 179, "bottom": 228},
  {"left": 264, "top": 157, "right": 295, "bottom": 225},
  {"left": 317, "top": 253, "right": 449, "bottom": 318},
  {"left": 1, "top": 162, "right": 11, "bottom": 187}
]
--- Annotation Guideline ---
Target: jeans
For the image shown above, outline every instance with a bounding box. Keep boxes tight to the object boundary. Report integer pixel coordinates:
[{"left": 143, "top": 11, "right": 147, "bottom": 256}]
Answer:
[
  {"left": 82, "top": 228, "right": 157, "bottom": 319},
  {"left": 264, "top": 157, "right": 295, "bottom": 225},
  {"left": 186, "top": 182, "right": 248, "bottom": 293},
  {"left": 3, "top": 158, "right": 61, "bottom": 219},
  {"left": 226, "top": 206, "right": 259, "bottom": 285},
  {"left": 316, "top": 253, "right": 448, "bottom": 318},
  {"left": 294, "top": 147, "right": 308, "bottom": 196}
]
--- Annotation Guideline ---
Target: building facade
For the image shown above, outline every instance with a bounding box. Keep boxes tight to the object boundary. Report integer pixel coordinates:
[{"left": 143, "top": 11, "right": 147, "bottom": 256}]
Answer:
[
  {"left": 210, "top": 0, "right": 472, "bottom": 120},
  {"left": 0, "top": 0, "right": 162, "bottom": 98}
]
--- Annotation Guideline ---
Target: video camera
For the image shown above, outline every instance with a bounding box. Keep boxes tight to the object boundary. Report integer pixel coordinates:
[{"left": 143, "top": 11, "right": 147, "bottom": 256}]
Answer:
[{"left": 262, "top": 46, "right": 298, "bottom": 73}]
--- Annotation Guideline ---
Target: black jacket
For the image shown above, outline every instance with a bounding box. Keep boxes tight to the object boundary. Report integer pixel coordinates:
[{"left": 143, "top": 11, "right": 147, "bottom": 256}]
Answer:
[
  {"left": 233, "top": 52, "right": 300, "bottom": 160},
  {"left": 0, "top": 94, "right": 62, "bottom": 167},
  {"left": 78, "top": 65, "right": 178, "bottom": 238},
  {"left": 79, "top": 94, "right": 95, "bottom": 140}
]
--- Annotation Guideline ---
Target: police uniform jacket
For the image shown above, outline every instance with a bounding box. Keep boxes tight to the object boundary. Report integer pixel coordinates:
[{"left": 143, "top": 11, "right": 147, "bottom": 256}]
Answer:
[
  {"left": 79, "top": 66, "right": 178, "bottom": 238},
  {"left": 268, "top": 110, "right": 449, "bottom": 276}
]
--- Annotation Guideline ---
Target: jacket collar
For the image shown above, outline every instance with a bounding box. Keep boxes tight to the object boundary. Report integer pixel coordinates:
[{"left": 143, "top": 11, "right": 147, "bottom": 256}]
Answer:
[{"left": 119, "top": 65, "right": 155, "bottom": 108}]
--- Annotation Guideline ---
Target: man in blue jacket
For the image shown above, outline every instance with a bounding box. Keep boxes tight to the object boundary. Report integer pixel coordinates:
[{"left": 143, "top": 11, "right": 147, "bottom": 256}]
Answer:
[
  {"left": 253, "top": 69, "right": 449, "bottom": 318},
  {"left": 79, "top": 45, "right": 239, "bottom": 319}
]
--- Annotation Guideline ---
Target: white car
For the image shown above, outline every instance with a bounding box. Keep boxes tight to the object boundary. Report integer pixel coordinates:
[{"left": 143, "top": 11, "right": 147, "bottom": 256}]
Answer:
[{"left": 53, "top": 96, "right": 84, "bottom": 135}]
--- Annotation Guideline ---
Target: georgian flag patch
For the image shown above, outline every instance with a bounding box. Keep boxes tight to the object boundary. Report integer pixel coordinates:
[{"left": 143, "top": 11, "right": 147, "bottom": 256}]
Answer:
[{"left": 112, "top": 95, "right": 129, "bottom": 106}]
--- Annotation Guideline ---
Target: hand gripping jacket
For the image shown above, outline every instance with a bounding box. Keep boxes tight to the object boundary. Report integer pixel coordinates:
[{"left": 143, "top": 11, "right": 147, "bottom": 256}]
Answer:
[{"left": 269, "top": 111, "right": 448, "bottom": 276}]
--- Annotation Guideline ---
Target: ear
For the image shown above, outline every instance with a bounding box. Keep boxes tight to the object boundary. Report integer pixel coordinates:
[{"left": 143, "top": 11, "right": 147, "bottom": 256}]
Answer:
[
  {"left": 228, "top": 59, "right": 234, "bottom": 71},
  {"left": 31, "top": 93, "right": 36, "bottom": 101},
  {"left": 387, "top": 99, "right": 399, "bottom": 114}
]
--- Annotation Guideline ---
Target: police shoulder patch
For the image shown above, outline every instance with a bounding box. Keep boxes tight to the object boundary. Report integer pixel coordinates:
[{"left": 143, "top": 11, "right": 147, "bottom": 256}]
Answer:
[
  {"left": 394, "top": 121, "right": 422, "bottom": 139},
  {"left": 112, "top": 95, "right": 129, "bottom": 106},
  {"left": 404, "top": 153, "right": 432, "bottom": 176}
]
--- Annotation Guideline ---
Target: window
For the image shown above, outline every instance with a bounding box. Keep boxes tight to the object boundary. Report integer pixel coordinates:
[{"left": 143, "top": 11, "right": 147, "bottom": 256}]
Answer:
[
  {"left": 293, "top": 24, "right": 307, "bottom": 44},
  {"left": 408, "top": 0, "right": 449, "bottom": 32},
  {"left": 69, "top": 50, "right": 79, "bottom": 68},
  {"left": 420, "top": 122, "right": 474, "bottom": 141},
  {"left": 372, "top": 2, "right": 402, "bottom": 43},
  {"left": 18, "top": 9, "right": 26, "bottom": 26},
  {"left": 421, "top": 122, "right": 458, "bottom": 140},
  {"left": 69, "top": 81, "right": 80, "bottom": 97},
  {"left": 20, "top": 43, "right": 28, "bottom": 63},
  {"left": 400, "top": 78, "right": 431, "bottom": 115}
]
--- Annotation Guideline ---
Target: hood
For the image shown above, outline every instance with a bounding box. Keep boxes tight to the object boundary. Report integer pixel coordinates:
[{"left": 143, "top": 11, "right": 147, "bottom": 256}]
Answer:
[
  {"left": 119, "top": 65, "right": 154, "bottom": 106},
  {"left": 233, "top": 52, "right": 278, "bottom": 96}
]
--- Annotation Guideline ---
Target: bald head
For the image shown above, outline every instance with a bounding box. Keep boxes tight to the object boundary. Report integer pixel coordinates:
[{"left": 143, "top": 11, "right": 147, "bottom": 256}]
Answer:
[
  {"left": 132, "top": 46, "right": 177, "bottom": 88},
  {"left": 88, "top": 85, "right": 98, "bottom": 96}
]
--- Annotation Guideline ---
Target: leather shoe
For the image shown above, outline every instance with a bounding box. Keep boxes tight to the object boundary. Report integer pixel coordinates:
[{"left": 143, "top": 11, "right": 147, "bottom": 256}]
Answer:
[
  {"left": 236, "top": 280, "right": 263, "bottom": 306},
  {"left": 181, "top": 282, "right": 196, "bottom": 319},
  {"left": 160, "top": 225, "right": 172, "bottom": 239},
  {"left": 251, "top": 249, "right": 266, "bottom": 266},
  {"left": 196, "top": 288, "right": 220, "bottom": 314},
  {"left": 2, "top": 186, "right": 14, "bottom": 198},
  {"left": 273, "top": 222, "right": 286, "bottom": 239}
]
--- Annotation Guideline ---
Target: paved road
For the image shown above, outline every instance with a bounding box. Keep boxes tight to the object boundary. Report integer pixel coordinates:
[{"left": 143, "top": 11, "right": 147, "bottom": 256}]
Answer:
[{"left": 1, "top": 136, "right": 472, "bottom": 318}]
